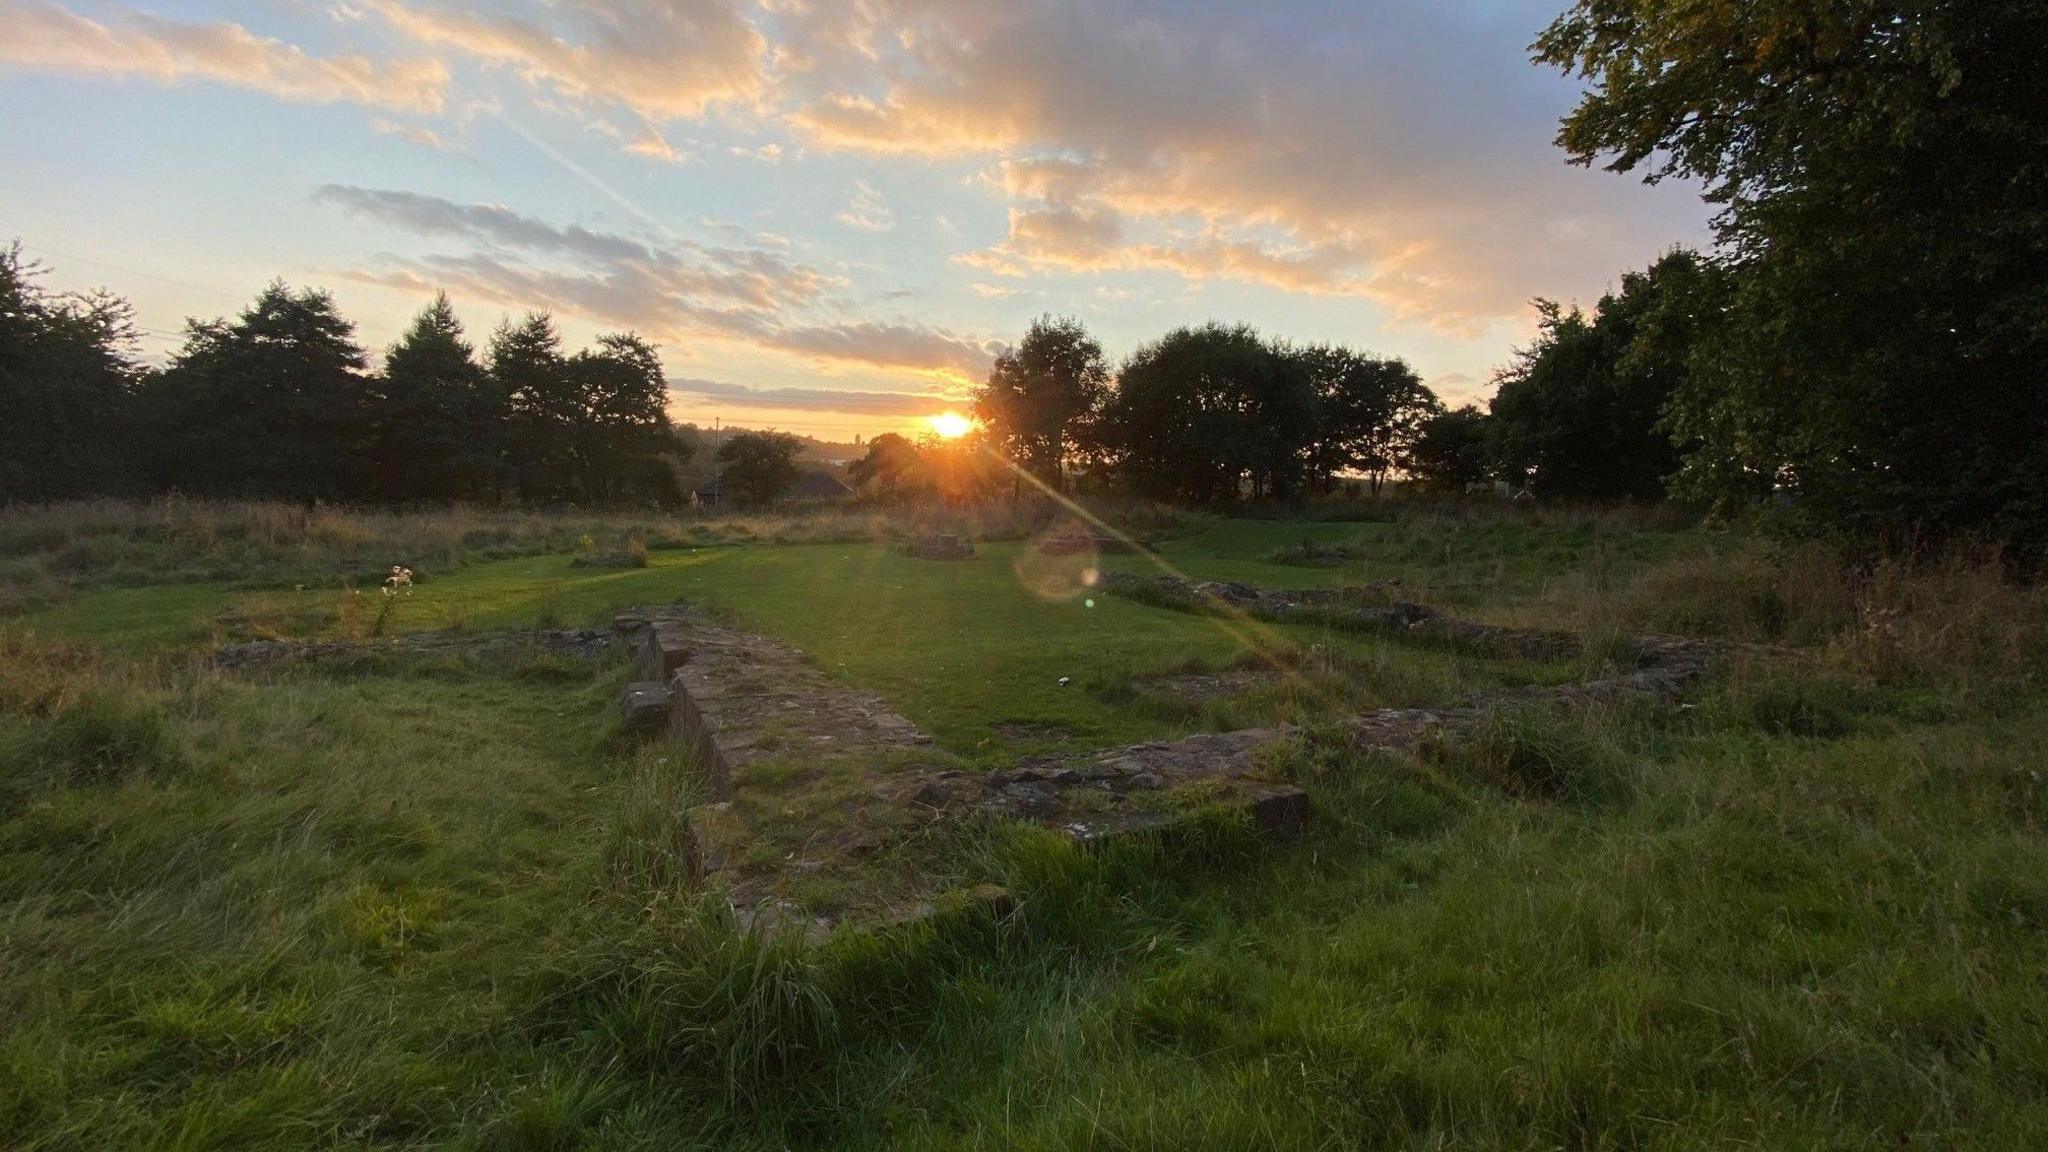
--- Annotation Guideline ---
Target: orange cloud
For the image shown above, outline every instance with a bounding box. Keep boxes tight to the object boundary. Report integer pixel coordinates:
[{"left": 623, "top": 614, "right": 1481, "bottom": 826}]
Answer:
[
  {"left": 0, "top": 0, "right": 447, "bottom": 113},
  {"left": 774, "top": 0, "right": 1703, "bottom": 333},
  {"left": 360, "top": 0, "right": 765, "bottom": 122}
]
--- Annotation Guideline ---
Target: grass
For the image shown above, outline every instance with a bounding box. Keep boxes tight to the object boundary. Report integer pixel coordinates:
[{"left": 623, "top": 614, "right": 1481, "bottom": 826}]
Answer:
[
  {"left": 3, "top": 498, "right": 2046, "bottom": 1148},
  {"left": 11, "top": 537, "right": 1576, "bottom": 759}
]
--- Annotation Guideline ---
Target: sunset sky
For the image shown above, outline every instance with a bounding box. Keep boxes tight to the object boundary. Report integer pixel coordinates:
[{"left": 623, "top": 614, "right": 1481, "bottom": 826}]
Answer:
[{"left": 0, "top": 0, "right": 1710, "bottom": 441}]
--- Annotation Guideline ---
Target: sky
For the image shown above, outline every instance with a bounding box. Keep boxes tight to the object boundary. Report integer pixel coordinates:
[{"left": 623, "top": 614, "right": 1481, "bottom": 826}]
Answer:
[{"left": 0, "top": 0, "right": 1711, "bottom": 441}]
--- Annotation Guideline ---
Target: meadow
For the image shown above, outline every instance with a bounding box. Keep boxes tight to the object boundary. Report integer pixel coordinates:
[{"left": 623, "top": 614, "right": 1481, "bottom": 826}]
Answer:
[{"left": 3, "top": 497, "right": 2046, "bottom": 1149}]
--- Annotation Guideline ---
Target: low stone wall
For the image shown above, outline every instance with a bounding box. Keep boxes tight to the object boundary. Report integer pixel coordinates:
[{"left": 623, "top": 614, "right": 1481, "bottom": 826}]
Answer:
[
  {"left": 214, "top": 627, "right": 618, "bottom": 669},
  {"left": 605, "top": 589, "right": 1734, "bottom": 938},
  {"left": 614, "top": 608, "right": 931, "bottom": 800},
  {"left": 1098, "top": 572, "right": 1737, "bottom": 670}
]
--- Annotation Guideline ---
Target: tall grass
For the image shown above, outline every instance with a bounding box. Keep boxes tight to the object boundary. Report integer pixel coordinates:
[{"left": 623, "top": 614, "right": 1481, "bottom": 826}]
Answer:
[{"left": 5, "top": 507, "right": 2048, "bottom": 1146}]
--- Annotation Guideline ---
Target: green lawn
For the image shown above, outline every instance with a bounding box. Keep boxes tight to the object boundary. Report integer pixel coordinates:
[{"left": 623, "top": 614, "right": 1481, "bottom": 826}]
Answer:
[
  {"left": 4, "top": 507, "right": 2044, "bottom": 1149},
  {"left": 13, "top": 536, "right": 1573, "bottom": 757}
]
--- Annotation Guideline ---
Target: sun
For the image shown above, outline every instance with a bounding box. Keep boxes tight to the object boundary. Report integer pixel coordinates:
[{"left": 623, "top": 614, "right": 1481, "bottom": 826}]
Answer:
[{"left": 928, "top": 411, "right": 975, "bottom": 440}]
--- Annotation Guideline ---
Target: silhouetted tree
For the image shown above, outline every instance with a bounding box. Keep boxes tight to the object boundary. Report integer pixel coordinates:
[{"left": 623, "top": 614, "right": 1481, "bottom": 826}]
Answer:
[
  {"left": 847, "top": 431, "right": 924, "bottom": 496},
  {"left": 145, "top": 281, "right": 372, "bottom": 500},
  {"left": 567, "top": 333, "right": 681, "bottom": 506},
  {"left": 715, "top": 430, "right": 804, "bottom": 506},
  {"left": 1489, "top": 251, "right": 1713, "bottom": 501},
  {"left": 372, "top": 293, "right": 502, "bottom": 502},
  {"left": 1292, "top": 344, "right": 1438, "bottom": 495},
  {"left": 974, "top": 314, "right": 1109, "bottom": 492},
  {"left": 1538, "top": 0, "right": 2048, "bottom": 549},
  {"left": 0, "top": 244, "right": 142, "bottom": 501},
  {"left": 491, "top": 313, "right": 578, "bottom": 503},
  {"left": 1408, "top": 405, "right": 1495, "bottom": 493},
  {"left": 1099, "top": 323, "right": 1316, "bottom": 504}
]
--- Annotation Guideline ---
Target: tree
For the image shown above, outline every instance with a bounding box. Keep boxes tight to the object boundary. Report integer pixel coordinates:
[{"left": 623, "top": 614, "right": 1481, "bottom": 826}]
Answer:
[
  {"left": 1536, "top": 0, "right": 2048, "bottom": 548},
  {"left": 145, "top": 281, "right": 372, "bottom": 500},
  {"left": 847, "top": 432, "right": 924, "bottom": 496},
  {"left": 1098, "top": 323, "right": 1316, "bottom": 504},
  {"left": 371, "top": 294, "right": 501, "bottom": 503},
  {"left": 489, "top": 313, "right": 584, "bottom": 503},
  {"left": 1488, "top": 250, "right": 1716, "bottom": 501},
  {"left": 567, "top": 333, "right": 681, "bottom": 506},
  {"left": 917, "top": 430, "right": 1004, "bottom": 504},
  {"left": 1407, "top": 406, "right": 1495, "bottom": 493},
  {"left": 715, "top": 430, "right": 804, "bottom": 506},
  {"left": 0, "top": 243, "right": 141, "bottom": 502},
  {"left": 974, "top": 315, "right": 1109, "bottom": 491},
  {"left": 1292, "top": 344, "right": 1438, "bottom": 495}
]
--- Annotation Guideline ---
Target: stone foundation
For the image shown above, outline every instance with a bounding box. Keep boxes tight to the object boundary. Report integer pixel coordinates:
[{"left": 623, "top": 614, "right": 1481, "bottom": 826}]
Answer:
[
  {"left": 615, "top": 607, "right": 932, "bottom": 800},
  {"left": 213, "top": 627, "right": 618, "bottom": 669}
]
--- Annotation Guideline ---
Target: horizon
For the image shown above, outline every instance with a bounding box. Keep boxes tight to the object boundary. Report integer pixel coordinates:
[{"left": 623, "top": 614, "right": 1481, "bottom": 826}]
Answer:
[{"left": 1, "top": 0, "right": 1709, "bottom": 441}]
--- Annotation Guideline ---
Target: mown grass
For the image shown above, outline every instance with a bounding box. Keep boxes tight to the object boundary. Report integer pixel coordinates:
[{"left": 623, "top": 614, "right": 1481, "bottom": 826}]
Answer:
[
  {"left": 4, "top": 500, "right": 2046, "bottom": 1148},
  {"left": 10, "top": 537, "right": 1576, "bottom": 759}
]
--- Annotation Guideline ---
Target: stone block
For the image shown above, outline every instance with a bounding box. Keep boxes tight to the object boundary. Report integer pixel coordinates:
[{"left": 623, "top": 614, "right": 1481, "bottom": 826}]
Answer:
[
  {"left": 635, "top": 623, "right": 692, "bottom": 681},
  {"left": 1246, "top": 785, "right": 1311, "bottom": 837},
  {"left": 620, "top": 681, "right": 674, "bottom": 734}
]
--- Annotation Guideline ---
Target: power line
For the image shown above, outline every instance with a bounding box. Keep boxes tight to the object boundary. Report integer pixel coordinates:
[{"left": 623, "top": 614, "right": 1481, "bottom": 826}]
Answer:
[{"left": 16, "top": 243, "right": 246, "bottom": 304}]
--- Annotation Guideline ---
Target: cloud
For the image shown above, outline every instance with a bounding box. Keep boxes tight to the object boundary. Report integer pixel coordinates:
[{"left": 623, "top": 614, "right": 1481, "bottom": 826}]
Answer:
[
  {"left": 746, "top": 318, "right": 995, "bottom": 380},
  {"left": 624, "top": 128, "right": 688, "bottom": 164},
  {"left": 670, "top": 378, "right": 957, "bottom": 416},
  {"left": 371, "top": 118, "right": 457, "bottom": 151},
  {"left": 962, "top": 203, "right": 1376, "bottom": 301},
  {"left": 836, "top": 180, "right": 896, "bottom": 232},
  {"left": 315, "top": 185, "right": 657, "bottom": 265},
  {"left": 314, "top": 184, "right": 837, "bottom": 312},
  {"left": 1425, "top": 371, "right": 1485, "bottom": 406},
  {"left": 359, "top": 0, "right": 764, "bottom": 122},
  {"left": 0, "top": 0, "right": 446, "bottom": 113},
  {"left": 318, "top": 185, "right": 993, "bottom": 381},
  {"left": 775, "top": 0, "right": 1705, "bottom": 333}
]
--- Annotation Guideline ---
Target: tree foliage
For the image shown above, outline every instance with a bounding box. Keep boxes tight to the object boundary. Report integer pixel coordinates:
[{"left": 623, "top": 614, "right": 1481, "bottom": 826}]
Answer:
[
  {"left": 1408, "top": 405, "right": 1495, "bottom": 493},
  {"left": 1, "top": 255, "right": 686, "bottom": 508},
  {"left": 973, "top": 314, "right": 1109, "bottom": 490},
  {"left": 143, "top": 282, "right": 373, "bottom": 501},
  {"left": 1095, "top": 323, "right": 1317, "bottom": 503},
  {"left": 372, "top": 293, "right": 501, "bottom": 503},
  {"left": 847, "top": 432, "right": 923, "bottom": 496},
  {"left": 846, "top": 430, "right": 1002, "bottom": 503},
  {"left": 1489, "top": 250, "right": 1721, "bottom": 502},
  {"left": 714, "top": 430, "right": 805, "bottom": 506},
  {"left": 1292, "top": 344, "right": 1438, "bottom": 495},
  {"left": 1537, "top": 0, "right": 2048, "bottom": 548},
  {"left": 0, "top": 244, "right": 141, "bottom": 502}
]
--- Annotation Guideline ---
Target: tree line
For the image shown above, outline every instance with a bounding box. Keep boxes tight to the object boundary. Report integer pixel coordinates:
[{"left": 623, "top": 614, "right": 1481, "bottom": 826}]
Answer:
[
  {"left": 942, "top": 316, "right": 1446, "bottom": 504},
  {"left": 0, "top": 251, "right": 686, "bottom": 507}
]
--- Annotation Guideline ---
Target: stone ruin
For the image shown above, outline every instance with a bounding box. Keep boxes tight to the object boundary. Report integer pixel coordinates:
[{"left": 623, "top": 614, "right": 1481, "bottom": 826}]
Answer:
[
  {"left": 614, "top": 607, "right": 932, "bottom": 798},
  {"left": 211, "top": 574, "right": 1739, "bottom": 938},
  {"left": 608, "top": 604, "right": 1317, "bottom": 936},
  {"left": 213, "top": 627, "right": 618, "bottom": 669},
  {"left": 1098, "top": 571, "right": 1701, "bottom": 664}
]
